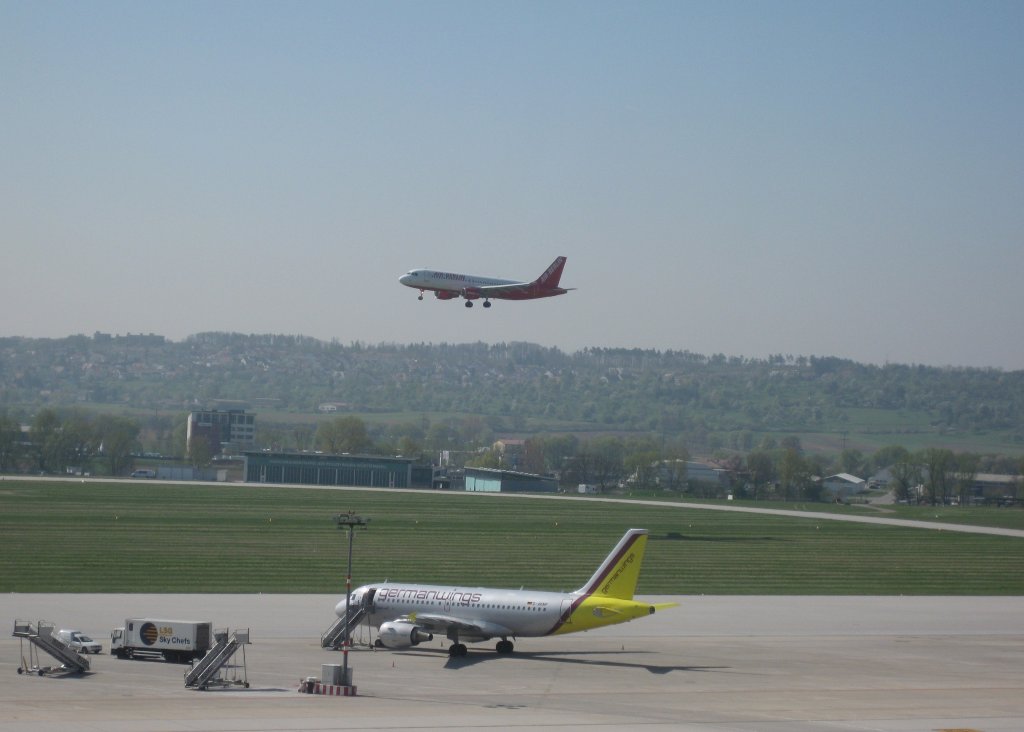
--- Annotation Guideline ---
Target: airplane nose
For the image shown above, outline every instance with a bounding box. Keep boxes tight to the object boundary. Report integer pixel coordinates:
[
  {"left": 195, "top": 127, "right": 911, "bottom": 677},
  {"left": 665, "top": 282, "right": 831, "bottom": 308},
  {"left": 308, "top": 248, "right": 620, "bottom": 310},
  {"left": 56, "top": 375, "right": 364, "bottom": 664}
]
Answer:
[
  {"left": 399, "top": 274, "right": 411, "bottom": 285},
  {"left": 334, "top": 599, "right": 347, "bottom": 617}
]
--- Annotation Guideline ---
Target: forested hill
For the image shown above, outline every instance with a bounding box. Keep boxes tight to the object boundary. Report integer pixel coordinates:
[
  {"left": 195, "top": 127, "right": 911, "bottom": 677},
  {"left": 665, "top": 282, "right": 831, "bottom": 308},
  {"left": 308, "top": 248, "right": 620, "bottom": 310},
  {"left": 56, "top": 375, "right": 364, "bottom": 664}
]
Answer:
[{"left": 2, "top": 333, "right": 1022, "bottom": 443}]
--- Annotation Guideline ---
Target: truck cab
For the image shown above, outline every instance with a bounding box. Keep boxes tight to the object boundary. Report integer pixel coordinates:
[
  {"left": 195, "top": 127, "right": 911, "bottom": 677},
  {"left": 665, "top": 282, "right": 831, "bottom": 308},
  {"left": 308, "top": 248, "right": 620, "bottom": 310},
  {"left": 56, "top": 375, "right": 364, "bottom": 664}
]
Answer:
[{"left": 110, "top": 627, "right": 125, "bottom": 656}]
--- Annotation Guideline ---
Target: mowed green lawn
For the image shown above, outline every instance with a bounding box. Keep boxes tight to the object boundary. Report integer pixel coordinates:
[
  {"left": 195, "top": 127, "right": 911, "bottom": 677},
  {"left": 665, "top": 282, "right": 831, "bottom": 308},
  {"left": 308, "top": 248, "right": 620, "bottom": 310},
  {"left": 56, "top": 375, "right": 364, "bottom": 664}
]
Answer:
[{"left": 2, "top": 480, "right": 1022, "bottom": 595}]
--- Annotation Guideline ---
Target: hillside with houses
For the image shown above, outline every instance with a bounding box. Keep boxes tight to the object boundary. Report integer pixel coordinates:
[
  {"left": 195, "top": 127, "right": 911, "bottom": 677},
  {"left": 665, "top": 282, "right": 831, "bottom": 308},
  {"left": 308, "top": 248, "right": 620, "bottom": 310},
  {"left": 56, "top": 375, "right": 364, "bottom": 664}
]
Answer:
[{"left": 2, "top": 332, "right": 1022, "bottom": 448}]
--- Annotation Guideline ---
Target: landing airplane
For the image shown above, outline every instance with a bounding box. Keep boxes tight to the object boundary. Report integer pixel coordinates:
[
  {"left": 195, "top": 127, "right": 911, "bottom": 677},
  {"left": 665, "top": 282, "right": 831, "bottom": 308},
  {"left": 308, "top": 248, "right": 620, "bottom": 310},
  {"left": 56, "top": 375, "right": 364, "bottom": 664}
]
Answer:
[
  {"left": 399, "top": 256, "right": 573, "bottom": 308},
  {"left": 333, "top": 528, "right": 676, "bottom": 657}
]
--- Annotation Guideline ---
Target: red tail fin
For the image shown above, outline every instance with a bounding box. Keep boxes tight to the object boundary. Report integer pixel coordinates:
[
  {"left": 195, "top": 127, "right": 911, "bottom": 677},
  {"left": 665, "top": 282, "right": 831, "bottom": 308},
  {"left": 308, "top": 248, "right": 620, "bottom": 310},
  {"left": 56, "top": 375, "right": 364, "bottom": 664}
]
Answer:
[{"left": 536, "top": 256, "right": 567, "bottom": 289}]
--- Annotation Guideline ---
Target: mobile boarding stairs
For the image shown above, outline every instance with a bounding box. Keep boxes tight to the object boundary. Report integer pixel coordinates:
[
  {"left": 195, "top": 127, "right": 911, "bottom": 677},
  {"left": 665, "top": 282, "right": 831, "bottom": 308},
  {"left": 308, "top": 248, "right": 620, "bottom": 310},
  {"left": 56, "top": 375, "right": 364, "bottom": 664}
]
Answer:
[
  {"left": 320, "top": 604, "right": 367, "bottom": 649},
  {"left": 13, "top": 620, "right": 91, "bottom": 676},
  {"left": 184, "top": 628, "right": 250, "bottom": 690}
]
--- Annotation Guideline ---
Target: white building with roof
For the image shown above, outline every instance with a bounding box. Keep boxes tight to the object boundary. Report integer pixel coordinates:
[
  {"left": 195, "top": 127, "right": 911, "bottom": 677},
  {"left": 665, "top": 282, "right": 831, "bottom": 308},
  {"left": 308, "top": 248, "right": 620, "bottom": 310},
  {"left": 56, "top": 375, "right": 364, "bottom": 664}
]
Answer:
[{"left": 822, "top": 473, "right": 866, "bottom": 500}]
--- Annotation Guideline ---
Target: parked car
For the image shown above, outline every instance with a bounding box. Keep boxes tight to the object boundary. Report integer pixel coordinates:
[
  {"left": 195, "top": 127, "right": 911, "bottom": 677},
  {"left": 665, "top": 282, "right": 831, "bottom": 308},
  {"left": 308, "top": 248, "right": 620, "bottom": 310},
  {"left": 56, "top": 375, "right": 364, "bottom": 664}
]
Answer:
[{"left": 56, "top": 629, "right": 103, "bottom": 654}]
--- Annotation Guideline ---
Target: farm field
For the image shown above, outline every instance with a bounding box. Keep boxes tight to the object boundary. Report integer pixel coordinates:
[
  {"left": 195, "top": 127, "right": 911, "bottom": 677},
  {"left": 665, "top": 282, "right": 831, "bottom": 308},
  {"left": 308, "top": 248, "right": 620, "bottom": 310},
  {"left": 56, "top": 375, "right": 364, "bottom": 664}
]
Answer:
[{"left": 1, "top": 479, "right": 1022, "bottom": 595}]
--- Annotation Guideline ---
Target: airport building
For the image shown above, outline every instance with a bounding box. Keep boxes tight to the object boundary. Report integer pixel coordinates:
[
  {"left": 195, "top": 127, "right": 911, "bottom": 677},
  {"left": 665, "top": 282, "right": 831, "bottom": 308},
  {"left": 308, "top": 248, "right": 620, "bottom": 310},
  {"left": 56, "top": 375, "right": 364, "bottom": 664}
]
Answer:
[
  {"left": 187, "top": 409, "right": 256, "bottom": 456},
  {"left": 463, "top": 467, "right": 559, "bottom": 493},
  {"left": 243, "top": 451, "right": 414, "bottom": 488}
]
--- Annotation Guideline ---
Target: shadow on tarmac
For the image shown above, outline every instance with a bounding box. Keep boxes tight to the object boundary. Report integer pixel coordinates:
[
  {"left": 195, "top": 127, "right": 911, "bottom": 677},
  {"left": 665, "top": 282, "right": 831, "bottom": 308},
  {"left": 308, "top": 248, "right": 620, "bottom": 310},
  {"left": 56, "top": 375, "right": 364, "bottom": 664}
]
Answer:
[{"left": 395, "top": 648, "right": 728, "bottom": 674}]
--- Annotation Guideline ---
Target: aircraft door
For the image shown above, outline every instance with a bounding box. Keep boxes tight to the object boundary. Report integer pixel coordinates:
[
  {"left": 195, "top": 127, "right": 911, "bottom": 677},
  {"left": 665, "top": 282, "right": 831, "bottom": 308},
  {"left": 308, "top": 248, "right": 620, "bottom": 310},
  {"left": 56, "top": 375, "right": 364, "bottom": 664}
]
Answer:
[
  {"left": 364, "top": 588, "right": 377, "bottom": 612},
  {"left": 560, "top": 599, "right": 573, "bottom": 625}
]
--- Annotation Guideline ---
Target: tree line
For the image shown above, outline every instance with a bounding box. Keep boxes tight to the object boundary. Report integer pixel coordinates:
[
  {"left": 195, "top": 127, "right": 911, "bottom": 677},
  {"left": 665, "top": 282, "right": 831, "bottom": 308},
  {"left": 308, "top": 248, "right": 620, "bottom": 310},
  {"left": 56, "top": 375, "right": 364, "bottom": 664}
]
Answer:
[
  {"left": 309, "top": 416, "right": 1022, "bottom": 503},
  {"left": 0, "top": 409, "right": 140, "bottom": 476},
  {"left": 4, "top": 409, "right": 1021, "bottom": 505}
]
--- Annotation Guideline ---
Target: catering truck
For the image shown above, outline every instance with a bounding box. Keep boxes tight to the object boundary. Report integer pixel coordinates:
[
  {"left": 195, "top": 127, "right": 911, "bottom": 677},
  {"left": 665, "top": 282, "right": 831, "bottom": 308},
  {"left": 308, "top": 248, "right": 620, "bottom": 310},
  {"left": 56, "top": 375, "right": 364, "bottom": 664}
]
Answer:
[{"left": 110, "top": 618, "right": 213, "bottom": 662}]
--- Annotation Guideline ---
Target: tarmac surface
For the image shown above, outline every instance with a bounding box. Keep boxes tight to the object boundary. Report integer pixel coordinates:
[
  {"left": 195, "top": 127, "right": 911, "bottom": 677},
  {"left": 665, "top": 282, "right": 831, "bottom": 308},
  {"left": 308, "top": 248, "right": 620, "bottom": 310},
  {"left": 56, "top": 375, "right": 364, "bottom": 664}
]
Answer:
[{"left": 2, "top": 594, "right": 1023, "bottom": 732}]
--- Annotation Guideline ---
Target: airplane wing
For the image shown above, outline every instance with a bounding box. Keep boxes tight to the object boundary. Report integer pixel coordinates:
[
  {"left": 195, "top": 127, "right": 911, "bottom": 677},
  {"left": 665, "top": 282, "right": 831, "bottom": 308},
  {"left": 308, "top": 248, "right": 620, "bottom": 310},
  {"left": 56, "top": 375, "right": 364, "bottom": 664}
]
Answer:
[
  {"left": 476, "top": 282, "right": 535, "bottom": 298},
  {"left": 404, "top": 613, "right": 514, "bottom": 642},
  {"left": 474, "top": 282, "right": 572, "bottom": 299}
]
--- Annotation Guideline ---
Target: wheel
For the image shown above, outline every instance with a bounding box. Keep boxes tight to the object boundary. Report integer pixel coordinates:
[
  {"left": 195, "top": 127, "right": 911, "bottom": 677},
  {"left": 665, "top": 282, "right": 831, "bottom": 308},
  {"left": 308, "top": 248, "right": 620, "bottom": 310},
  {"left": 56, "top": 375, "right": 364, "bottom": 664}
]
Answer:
[
  {"left": 464, "top": 301, "right": 473, "bottom": 308},
  {"left": 17, "top": 667, "right": 23, "bottom": 674},
  {"left": 417, "top": 294, "right": 423, "bottom": 300},
  {"left": 447, "top": 643, "right": 468, "bottom": 657},
  {"left": 483, "top": 301, "right": 491, "bottom": 308},
  {"left": 496, "top": 639, "right": 514, "bottom": 654},
  {"left": 244, "top": 681, "right": 250, "bottom": 688}
]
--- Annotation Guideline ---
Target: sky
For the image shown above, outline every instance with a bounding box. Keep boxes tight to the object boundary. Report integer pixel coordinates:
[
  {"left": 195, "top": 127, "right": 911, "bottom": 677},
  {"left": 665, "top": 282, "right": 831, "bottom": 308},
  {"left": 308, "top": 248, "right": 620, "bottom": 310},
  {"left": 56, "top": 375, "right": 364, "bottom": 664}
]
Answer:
[{"left": 2, "top": 1, "right": 1022, "bottom": 370}]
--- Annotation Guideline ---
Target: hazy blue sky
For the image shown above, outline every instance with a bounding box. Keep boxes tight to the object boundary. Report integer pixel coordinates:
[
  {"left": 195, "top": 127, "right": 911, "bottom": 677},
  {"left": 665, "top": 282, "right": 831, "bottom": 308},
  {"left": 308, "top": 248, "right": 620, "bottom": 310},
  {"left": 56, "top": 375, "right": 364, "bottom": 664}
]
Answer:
[{"left": 3, "top": 1, "right": 1022, "bottom": 369}]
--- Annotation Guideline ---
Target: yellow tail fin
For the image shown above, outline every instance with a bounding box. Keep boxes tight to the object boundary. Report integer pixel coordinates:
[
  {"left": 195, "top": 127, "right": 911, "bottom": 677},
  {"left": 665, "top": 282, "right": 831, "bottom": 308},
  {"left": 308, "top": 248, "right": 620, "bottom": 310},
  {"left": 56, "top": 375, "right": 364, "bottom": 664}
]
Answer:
[{"left": 577, "top": 528, "right": 649, "bottom": 600}]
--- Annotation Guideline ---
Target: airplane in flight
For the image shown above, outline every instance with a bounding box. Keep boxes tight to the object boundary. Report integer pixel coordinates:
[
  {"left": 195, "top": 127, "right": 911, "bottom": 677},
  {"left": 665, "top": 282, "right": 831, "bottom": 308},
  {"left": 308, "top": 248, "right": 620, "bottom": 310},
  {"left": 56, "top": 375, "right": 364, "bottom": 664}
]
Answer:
[
  {"left": 332, "top": 528, "right": 677, "bottom": 657},
  {"left": 398, "top": 256, "right": 573, "bottom": 308}
]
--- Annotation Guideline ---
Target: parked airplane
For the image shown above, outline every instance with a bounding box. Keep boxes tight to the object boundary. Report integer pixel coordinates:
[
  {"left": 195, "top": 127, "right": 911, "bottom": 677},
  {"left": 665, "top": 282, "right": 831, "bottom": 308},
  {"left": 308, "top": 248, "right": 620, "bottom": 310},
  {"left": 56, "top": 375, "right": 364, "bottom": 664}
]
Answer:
[
  {"left": 333, "top": 528, "right": 676, "bottom": 657},
  {"left": 399, "top": 256, "right": 573, "bottom": 307}
]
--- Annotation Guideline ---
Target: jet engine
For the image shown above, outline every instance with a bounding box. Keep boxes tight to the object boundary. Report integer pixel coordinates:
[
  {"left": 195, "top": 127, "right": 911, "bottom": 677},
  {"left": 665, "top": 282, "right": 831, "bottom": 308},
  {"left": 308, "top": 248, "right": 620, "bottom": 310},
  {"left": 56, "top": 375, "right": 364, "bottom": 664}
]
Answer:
[{"left": 377, "top": 621, "right": 434, "bottom": 649}]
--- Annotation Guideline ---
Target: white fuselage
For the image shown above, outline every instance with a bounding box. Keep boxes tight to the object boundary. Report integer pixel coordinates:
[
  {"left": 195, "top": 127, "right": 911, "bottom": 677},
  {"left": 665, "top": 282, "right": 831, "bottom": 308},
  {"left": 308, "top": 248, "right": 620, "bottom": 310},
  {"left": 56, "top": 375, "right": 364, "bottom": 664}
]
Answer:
[
  {"left": 338, "top": 582, "right": 574, "bottom": 640},
  {"left": 399, "top": 270, "right": 519, "bottom": 294}
]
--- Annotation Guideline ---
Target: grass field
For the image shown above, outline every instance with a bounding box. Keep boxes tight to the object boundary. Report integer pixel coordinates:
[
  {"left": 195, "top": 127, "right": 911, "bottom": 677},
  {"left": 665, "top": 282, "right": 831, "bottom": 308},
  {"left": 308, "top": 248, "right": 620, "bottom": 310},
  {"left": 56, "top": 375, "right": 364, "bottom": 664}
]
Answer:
[
  {"left": 657, "top": 497, "right": 1024, "bottom": 531},
  {"left": 2, "top": 479, "right": 1023, "bottom": 595}
]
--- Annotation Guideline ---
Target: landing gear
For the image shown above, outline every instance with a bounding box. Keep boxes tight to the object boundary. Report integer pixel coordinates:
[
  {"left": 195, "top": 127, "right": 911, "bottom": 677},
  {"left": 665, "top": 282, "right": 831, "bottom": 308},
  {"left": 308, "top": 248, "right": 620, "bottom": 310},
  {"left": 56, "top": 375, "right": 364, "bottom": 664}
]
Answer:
[
  {"left": 417, "top": 292, "right": 424, "bottom": 301},
  {"left": 495, "top": 639, "right": 514, "bottom": 654},
  {"left": 483, "top": 300, "right": 491, "bottom": 308},
  {"left": 464, "top": 301, "right": 473, "bottom": 308},
  {"left": 447, "top": 627, "right": 469, "bottom": 657}
]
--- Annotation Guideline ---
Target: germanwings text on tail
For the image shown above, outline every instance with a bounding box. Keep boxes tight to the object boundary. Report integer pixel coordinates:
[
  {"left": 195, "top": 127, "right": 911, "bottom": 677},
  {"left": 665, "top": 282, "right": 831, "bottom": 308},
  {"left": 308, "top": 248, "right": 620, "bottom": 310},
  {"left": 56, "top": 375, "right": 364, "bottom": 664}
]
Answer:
[
  {"left": 399, "top": 256, "right": 574, "bottom": 308},
  {"left": 332, "top": 528, "right": 677, "bottom": 657}
]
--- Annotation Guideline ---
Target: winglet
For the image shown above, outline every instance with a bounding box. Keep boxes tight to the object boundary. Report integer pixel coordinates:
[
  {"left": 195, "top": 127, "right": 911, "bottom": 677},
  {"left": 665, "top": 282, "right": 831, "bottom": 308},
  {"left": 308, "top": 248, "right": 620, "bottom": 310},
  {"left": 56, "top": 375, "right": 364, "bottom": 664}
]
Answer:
[{"left": 576, "top": 528, "right": 649, "bottom": 600}]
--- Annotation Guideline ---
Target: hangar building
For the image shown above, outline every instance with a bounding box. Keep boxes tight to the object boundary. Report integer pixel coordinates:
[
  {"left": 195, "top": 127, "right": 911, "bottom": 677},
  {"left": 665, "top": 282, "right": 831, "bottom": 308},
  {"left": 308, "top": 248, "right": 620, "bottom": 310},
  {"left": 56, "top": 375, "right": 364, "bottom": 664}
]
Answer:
[
  {"left": 243, "top": 451, "right": 414, "bottom": 488},
  {"left": 463, "top": 467, "right": 559, "bottom": 493}
]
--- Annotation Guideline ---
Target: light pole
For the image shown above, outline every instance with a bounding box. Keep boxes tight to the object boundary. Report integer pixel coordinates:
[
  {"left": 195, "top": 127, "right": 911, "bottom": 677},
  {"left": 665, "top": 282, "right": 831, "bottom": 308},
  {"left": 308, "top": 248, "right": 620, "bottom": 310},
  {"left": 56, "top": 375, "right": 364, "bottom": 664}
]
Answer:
[{"left": 333, "top": 511, "right": 369, "bottom": 688}]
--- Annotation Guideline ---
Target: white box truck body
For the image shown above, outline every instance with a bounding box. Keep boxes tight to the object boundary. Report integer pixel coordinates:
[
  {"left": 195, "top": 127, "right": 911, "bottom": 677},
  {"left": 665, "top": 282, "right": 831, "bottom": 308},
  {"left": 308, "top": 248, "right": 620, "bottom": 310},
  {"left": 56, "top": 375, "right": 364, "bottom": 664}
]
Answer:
[{"left": 110, "top": 619, "right": 212, "bottom": 662}]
